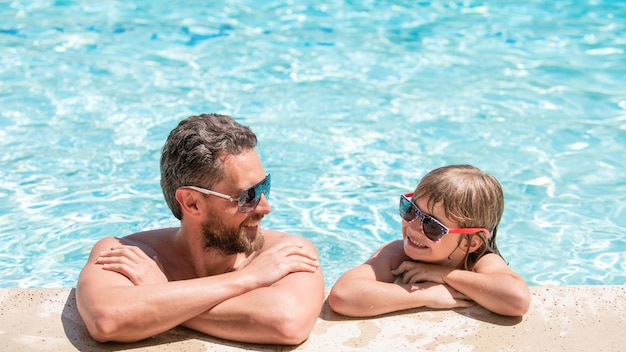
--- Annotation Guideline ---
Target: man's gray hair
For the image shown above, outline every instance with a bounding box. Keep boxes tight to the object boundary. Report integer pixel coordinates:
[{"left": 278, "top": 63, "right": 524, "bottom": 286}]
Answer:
[{"left": 160, "top": 113, "right": 257, "bottom": 220}]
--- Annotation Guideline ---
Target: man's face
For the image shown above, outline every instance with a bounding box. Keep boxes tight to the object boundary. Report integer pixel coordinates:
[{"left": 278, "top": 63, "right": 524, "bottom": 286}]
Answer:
[
  {"left": 201, "top": 210, "right": 265, "bottom": 255},
  {"left": 200, "top": 149, "right": 271, "bottom": 254}
]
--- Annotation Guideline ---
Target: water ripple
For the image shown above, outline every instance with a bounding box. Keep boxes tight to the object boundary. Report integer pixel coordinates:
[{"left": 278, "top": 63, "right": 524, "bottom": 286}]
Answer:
[{"left": 1, "top": 0, "right": 625, "bottom": 288}]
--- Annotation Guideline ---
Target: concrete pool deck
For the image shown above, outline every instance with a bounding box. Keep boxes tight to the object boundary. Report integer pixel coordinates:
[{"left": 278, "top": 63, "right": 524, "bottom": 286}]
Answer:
[{"left": 0, "top": 286, "right": 624, "bottom": 351}]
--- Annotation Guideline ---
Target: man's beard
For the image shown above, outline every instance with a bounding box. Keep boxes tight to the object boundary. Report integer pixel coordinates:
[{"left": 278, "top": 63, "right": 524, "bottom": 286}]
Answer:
[{"left": 201, "top": 213, "right": 265, "bottom": 255}]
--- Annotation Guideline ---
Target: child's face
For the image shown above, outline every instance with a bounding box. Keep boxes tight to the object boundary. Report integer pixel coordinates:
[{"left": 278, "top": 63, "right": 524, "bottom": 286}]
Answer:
[{"left": 401, "top": 198, "right": 468, "bottom": 265}]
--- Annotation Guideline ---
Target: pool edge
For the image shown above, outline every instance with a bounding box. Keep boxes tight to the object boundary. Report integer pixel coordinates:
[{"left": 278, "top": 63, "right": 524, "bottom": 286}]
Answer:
[{"left": 0, "top": 285, "right": 624, "bottom": 351}]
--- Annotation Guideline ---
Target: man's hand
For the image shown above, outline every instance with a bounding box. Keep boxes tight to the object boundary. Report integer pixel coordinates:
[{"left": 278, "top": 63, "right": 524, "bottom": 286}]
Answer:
[
  {"left": 95, "top": 245, "right": 168, "bottom": 285},
  {"left": 238, "top": 241, "right": 320, "bottom": 288}
]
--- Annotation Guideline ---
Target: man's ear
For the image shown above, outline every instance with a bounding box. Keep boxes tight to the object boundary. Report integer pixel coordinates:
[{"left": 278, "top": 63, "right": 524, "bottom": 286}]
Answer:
[{"left": 175, "top": 188, "right": 203, "bottom": 218}]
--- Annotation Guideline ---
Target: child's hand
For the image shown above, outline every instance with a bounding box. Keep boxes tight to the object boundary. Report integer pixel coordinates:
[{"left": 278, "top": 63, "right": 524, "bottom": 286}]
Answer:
[
  {"left": 413, "top": 282, "right": 474, "bottom": 309},
  {"left": 391, "top": 261, "right": 451, "bottom": 284}
]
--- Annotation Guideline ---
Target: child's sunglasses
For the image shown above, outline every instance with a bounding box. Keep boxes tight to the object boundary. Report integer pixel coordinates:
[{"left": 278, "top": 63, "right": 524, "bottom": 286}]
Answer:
[
  {"left": 180, "top": 174, "right": 271, "bottom": 213},
  {"left": 399, "top": 192, "right": 491, "bottom": 242}
]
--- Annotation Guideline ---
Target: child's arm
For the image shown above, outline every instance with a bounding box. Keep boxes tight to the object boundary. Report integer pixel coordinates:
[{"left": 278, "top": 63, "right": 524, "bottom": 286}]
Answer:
[
  {"left": 328, "top": 241, "right": 473, "bottom": 317},
  {"left": 393, "top": 253, "right": 531, "bottom": 316},
  {"left": 449, "top": 254, "right": 530, "bottom": 316}
]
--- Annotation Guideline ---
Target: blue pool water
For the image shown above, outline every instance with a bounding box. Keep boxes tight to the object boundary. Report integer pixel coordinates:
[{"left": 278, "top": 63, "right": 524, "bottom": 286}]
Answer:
[{"left": 1, "top": 0, "right": 625, "bottom": 288}]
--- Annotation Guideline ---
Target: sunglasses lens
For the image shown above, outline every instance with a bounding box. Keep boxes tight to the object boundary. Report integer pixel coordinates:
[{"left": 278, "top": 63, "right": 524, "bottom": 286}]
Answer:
[
  {"left": 399, "top": 195, "right": 418, "bottom": 222},
  {"left": 238, "top": 174, "right": 271, "bottom": 212},
  {"left": 421, "top": 216, "right": 445, "bottom": 241}
]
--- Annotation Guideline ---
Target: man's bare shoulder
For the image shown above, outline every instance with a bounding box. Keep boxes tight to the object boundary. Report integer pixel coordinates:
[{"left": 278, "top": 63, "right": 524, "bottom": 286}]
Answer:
[
  {"left": 88, "top": 227, "right": 179, "bottom": 249},
  {"left": 122, "top": 227, "right": 181, "bottom": 267},
  {"left": 122, "top": 227, "right": 179, "bottom": 244},
  {"left": 88, "top": 236, "right": 121, "bottom": 253},
  {"left": 262, "top": 229, "right": 316, "bottom": 248},
  {"left": 86, "top": 228, "right": 180, "bottom": 267}
]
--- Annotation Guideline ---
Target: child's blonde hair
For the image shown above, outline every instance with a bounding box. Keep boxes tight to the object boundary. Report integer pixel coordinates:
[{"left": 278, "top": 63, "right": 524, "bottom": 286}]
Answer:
[{"left": 414, "top": 164, "right": 504, "bottom": 267}]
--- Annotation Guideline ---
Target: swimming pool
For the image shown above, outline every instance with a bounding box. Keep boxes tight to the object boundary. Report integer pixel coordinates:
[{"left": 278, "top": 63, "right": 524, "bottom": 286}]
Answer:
[{"left": 1, "top": 0, "right": 624, "bottom": 288}]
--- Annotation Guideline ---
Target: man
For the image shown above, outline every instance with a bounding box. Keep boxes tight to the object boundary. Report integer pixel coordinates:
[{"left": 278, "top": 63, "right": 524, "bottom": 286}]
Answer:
[{"left": 76, "top": 114, "right": 325, "bottom": 345}]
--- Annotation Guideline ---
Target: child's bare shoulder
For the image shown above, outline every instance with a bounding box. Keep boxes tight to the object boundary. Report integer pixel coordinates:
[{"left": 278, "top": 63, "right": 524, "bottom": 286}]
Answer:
[
  {"left": 472, "top": 252, "right": 511, "bottom": 272},
  {"left": 367, "top": 240, "right": 408, "bottom": 265}
]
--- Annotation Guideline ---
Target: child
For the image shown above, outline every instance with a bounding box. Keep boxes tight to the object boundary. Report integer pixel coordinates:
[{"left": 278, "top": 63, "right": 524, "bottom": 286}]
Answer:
[{"left": 329, "top": 164, "right": 530, "bottom": 317}]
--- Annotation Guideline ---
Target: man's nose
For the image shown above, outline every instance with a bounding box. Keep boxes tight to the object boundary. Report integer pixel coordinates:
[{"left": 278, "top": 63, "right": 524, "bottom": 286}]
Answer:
[{"left": 254, "top": 193, "right": 271, "bottom": 214}]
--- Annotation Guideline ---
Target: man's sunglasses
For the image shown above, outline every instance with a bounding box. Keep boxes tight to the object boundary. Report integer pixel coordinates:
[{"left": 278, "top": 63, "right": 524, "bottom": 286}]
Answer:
[
  {"left": 180, "top": 174, "right": 271, "bottom": 213},
  {"left": 399, "top": 192, "right": 491, "bottom": 242}
]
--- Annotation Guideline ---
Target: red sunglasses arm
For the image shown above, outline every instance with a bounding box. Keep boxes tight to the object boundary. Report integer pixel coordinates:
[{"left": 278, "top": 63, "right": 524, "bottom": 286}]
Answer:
[{"left": 447, "top": 228, "right": 492, "bottom": 239}]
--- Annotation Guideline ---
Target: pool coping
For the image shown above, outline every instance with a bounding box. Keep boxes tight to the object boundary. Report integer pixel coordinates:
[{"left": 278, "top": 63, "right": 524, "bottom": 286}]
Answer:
[{"left": 1, "top": 285, "right": 625, "bottom": 351}]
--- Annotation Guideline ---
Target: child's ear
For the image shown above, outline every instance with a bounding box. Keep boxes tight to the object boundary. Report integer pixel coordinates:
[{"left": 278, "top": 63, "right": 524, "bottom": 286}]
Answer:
[{"left": 466, "top": 234, "right": 484, "bottom": 253}]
